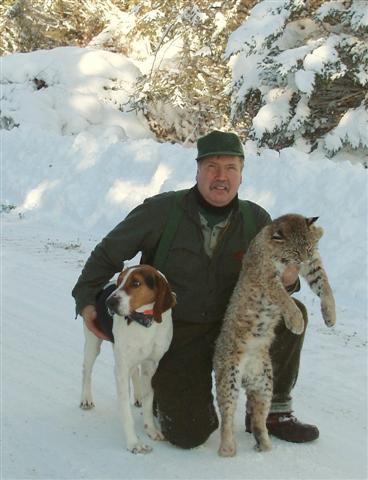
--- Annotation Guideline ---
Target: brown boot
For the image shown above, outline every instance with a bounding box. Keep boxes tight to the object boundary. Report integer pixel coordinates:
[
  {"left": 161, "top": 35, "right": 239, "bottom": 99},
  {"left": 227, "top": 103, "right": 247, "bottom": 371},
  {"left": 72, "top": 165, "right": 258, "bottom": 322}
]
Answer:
[{"left": 245, "top": 412, "right": 319, "bottom": 443}]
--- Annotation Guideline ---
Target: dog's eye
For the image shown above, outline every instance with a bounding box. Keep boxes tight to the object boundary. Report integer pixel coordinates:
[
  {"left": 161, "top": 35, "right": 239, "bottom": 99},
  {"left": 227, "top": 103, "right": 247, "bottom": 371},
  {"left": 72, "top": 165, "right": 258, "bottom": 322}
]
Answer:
[{"left": 131, "top": 280, "right": 141, "bottom": 288}]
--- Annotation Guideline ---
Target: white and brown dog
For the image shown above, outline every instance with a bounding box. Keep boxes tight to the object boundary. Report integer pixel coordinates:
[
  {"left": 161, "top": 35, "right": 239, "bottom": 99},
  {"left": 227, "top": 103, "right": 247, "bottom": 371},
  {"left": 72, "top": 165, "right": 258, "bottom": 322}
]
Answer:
[{"left": 80, "top": 264, "right": 176, "bottom": 454}]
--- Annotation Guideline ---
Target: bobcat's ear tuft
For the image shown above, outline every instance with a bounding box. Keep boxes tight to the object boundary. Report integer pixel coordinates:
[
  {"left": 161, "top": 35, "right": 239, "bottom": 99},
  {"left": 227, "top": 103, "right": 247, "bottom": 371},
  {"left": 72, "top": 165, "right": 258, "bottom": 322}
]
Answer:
[
  {"left": 306, "top": 217, "right": 319, "bottom": 227},
  {"left": 272, "top": 230, "right": 285, "bottom": 241}
]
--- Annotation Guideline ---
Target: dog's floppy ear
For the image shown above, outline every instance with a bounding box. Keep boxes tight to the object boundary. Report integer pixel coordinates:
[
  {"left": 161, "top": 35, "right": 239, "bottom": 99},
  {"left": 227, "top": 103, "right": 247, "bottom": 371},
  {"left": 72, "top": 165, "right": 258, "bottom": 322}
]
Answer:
[
  {"left": 116, "top": 266, "right": 131, "bottom": 286},
  {"left": 153, "top": 273, "right": 176, "bottom": 323}
]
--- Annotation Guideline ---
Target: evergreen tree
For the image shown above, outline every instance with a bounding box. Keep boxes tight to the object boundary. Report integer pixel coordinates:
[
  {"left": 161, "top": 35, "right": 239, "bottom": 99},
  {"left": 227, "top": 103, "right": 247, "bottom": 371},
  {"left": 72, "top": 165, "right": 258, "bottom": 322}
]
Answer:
[
  {"left": 121, "top": 1, "right": 255, "bottom": 143},
  {"left": 227, "top": 0, "right": 368, "bottom": 160},
  {"left": 3, "top": 0, "right": 366, "bottom": 159}
]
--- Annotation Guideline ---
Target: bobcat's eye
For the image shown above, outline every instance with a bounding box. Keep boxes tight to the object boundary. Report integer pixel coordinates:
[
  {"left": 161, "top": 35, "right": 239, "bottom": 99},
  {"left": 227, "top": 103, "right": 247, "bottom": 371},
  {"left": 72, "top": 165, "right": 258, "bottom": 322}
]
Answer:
[{"left": 272, "top": 230, "right": 285, "bottom": 241}]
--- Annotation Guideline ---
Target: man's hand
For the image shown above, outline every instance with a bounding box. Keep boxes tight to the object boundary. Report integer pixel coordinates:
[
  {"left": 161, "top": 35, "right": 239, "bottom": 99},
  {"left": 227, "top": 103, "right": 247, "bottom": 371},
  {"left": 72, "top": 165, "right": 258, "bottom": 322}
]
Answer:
[
  {"left": 282, "top": 264, "right": 300, "bottom": 288},
  {"left": 81, "top": 304, "right": 110, "bottom": 340}
]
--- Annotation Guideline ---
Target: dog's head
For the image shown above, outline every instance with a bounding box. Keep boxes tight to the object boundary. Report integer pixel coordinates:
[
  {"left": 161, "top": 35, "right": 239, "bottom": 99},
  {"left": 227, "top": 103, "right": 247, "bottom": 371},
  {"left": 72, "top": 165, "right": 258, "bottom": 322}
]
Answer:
[{"left": 106, "top": 264, "right": 176, "bottom": 323}]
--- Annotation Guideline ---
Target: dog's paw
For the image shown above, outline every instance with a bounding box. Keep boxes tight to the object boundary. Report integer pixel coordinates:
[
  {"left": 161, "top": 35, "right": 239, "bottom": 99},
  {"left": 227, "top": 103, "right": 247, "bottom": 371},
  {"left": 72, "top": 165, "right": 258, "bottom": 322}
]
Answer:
[
  {"left": 80, "top": 400, "right": 95, "bottom": 410},
  {"left": 145, "top": 426, "right": 165, "bottom": 441},
  {"left": 128, "top": 442, "right": 153, "bottom": 454}
]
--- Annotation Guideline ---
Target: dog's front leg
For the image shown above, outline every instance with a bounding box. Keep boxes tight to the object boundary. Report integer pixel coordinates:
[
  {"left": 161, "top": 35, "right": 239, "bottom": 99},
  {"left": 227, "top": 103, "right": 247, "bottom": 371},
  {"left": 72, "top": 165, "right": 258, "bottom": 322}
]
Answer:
[
  {"left": 140, "top": 360, "right": 165, "bottom": 442},
  {"left": 131, "top": 366, "right": 142, "bottom": 407},
  {"left": 114, "top": 355, "right": 152, "bottom": 454}
]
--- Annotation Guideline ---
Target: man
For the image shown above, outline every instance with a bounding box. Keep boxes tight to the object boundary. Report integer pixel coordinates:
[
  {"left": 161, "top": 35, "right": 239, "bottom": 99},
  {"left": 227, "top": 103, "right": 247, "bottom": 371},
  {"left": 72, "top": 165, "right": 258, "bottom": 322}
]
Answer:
[{"left": 72, "top": 130, "right": 319, "bottom": 449}]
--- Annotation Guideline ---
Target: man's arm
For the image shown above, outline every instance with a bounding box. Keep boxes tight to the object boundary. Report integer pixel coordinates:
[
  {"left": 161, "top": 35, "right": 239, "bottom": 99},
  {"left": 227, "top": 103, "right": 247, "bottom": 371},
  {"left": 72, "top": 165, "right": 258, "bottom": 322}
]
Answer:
[
  {"left": 72, "top": 192, "right": 173, "bottom": 317},
  {"left": 81, "top": 304, "right": 110, "bottom": 340}
]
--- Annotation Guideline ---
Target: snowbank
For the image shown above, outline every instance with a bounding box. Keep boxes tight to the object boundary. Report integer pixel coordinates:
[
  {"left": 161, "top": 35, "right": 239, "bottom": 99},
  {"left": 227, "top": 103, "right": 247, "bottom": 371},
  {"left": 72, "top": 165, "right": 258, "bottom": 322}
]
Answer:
[{"left": 2, "top": 46, "right": 367, "bottom": 480}]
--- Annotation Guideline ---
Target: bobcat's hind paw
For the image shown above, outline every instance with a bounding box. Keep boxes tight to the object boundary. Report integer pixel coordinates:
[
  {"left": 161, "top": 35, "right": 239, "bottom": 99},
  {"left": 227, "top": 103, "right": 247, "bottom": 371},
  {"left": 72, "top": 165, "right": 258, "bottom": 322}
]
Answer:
[{"left": 218, "top": 440, "right": 236, "bottom": 457}]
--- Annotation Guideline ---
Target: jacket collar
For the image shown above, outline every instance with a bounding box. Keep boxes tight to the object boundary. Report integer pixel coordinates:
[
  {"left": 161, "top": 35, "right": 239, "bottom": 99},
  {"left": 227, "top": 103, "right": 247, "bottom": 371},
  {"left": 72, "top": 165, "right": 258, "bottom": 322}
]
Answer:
[{"left": 185, "top": 186, "right": 240, "bottom": 222}]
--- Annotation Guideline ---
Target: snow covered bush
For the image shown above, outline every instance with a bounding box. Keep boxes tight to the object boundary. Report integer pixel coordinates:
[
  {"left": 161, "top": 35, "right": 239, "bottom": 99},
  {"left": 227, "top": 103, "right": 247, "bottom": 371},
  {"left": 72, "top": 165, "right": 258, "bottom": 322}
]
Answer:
[
  {"left": 2, "top": 0, "right": 366, "bottom": 160},
  {"left": 124, "top": 1, "right": 253, "bottom": 143},
  {"left": 0, "top": 0, "right": 255, "bottom": 144},
  {"left": 227, "top": 0, "right": 368, "bottom": 163},
  {"left": 0, "top": 0, "right": 122, "bottom": 54}
]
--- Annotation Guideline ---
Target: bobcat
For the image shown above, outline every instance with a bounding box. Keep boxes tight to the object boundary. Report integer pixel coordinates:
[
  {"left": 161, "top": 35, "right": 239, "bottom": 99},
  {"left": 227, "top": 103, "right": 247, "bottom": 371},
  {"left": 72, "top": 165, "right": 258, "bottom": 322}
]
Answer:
[{"left": 213, "top": 214, "right": 336, "bottom": 457}]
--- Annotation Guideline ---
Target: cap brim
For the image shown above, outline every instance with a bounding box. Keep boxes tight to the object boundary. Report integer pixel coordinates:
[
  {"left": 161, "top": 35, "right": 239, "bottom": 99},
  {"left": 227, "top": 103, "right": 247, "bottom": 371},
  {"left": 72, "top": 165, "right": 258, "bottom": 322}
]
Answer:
[{"left": 196, "top": 151, "right": 244, "bottom": 161}]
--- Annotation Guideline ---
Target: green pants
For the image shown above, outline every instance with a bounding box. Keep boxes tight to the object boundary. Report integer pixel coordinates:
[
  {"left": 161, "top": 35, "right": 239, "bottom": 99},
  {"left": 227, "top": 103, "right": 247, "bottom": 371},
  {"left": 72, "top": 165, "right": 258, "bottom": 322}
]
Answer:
[{"left": 152, "top": 298, "right": 308, "bottom": 449}]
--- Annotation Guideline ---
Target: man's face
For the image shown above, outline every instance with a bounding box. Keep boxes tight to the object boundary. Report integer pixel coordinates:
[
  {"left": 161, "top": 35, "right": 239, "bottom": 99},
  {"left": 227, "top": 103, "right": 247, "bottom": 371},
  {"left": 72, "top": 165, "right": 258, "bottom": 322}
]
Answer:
[{"left": 196, "top": 155, "right": 243, "bottom": 207}]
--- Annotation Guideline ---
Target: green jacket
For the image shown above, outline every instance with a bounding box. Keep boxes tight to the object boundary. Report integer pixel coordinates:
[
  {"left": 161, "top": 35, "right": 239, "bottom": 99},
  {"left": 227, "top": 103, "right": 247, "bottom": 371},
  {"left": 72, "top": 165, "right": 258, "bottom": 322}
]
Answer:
[{"left": 72, "top": 187, "right": 271, "bottom": 324}]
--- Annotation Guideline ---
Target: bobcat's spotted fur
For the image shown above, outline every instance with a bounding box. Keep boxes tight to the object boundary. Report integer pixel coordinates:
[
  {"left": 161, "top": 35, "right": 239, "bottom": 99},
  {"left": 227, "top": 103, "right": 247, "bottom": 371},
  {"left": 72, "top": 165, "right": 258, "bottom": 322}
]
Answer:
[{"left": 214, "top": 214, "right": 336, "bottom": 457}]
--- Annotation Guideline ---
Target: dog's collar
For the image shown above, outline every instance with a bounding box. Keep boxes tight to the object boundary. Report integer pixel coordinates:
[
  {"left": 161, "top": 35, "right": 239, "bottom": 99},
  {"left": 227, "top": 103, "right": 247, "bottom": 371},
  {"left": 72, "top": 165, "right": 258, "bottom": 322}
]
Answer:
[{"left": 125, "top": 309, "right": 154, "bottom": 328}]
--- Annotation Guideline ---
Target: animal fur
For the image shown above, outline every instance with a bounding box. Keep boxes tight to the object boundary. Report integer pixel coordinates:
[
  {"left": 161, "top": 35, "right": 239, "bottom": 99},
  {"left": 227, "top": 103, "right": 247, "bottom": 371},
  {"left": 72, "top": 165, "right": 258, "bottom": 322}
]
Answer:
[
  {"left": 80, "top": 265, "right": 176, "bottom": 454},
  {"left": 213, "top": 214, "right": 336, "bottom": 457}
]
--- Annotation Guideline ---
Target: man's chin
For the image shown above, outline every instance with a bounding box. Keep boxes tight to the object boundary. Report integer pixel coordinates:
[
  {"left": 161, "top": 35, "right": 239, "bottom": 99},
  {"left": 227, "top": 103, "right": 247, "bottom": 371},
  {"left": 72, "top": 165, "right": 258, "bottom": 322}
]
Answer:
[{"left": 208, "top": 193, "right": 232, "bottom": 207}]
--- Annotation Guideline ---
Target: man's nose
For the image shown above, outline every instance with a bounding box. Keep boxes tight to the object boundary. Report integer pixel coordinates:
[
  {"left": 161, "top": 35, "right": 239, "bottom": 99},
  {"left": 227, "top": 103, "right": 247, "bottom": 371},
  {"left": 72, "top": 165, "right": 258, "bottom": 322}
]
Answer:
[{"left": 214, "top": 166, "right": 227, "bottom": 179}]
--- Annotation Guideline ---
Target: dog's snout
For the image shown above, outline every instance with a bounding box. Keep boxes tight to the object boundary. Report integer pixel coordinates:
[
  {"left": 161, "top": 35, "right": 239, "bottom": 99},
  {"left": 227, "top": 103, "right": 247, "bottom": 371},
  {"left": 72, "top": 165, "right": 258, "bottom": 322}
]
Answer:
[{"left": 106, "top": 294, "right": 119, "bottom": 312}]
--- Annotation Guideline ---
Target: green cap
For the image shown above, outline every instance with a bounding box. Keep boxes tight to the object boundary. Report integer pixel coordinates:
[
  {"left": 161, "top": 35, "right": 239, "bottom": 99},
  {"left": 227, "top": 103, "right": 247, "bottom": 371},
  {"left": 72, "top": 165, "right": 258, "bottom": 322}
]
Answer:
[{"left": 196, "top": 130, "right": 244, "bottom": 161}]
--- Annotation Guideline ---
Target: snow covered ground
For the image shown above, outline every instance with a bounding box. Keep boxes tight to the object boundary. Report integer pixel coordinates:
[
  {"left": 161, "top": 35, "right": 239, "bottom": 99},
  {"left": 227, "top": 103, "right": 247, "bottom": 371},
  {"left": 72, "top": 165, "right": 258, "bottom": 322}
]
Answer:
[{"left": 1, "top": 48, "right": 367, "bottom": 479}]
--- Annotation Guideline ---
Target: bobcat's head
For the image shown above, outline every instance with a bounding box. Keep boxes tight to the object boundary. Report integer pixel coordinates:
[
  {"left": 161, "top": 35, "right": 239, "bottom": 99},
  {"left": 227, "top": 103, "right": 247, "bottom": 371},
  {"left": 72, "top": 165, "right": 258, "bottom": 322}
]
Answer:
[{"left": 268, "top": 214, "right": 323, "bottom": 264}]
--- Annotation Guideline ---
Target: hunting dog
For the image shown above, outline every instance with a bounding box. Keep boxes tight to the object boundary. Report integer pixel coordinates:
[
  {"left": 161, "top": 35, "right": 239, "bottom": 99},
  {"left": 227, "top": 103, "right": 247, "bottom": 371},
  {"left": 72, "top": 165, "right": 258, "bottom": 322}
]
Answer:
[{"left": 80, "top": 264, "right": 176, "bottom": 454}]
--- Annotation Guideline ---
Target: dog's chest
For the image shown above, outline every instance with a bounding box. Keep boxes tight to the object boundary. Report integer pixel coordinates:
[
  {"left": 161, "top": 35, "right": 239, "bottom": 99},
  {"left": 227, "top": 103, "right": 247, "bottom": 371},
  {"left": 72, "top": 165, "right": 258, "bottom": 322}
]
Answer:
[{"left": 112, "top": 314, "right": 172, "bottom": 365}]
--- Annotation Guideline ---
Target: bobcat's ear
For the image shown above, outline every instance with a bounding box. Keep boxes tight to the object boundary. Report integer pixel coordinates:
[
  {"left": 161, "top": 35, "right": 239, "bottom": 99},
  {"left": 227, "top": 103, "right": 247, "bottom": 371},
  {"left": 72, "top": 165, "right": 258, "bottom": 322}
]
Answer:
[
  {"left": 306, "top": 217, "right": 319, "bottom": 227},
  {"left": 272, "top": 230, "right": 285, "bottom": 241}
]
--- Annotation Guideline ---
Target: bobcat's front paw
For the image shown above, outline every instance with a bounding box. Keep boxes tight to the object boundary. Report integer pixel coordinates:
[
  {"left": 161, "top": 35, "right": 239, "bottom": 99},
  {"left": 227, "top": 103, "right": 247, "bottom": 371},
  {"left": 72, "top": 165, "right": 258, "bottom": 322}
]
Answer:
[{"left": 284, "top": 310, "right": 304, "bottom": 335}]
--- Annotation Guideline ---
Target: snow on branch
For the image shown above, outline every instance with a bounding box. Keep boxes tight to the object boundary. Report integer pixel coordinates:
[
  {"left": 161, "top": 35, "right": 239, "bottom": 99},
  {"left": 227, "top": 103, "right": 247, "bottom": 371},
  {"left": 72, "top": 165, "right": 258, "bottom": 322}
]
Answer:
[
  {"left": 226, "top": 0, "right": 368, "bottom": 162},
  {"left": 324, "top": 103, "right": 368, "bottom": 153}
]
